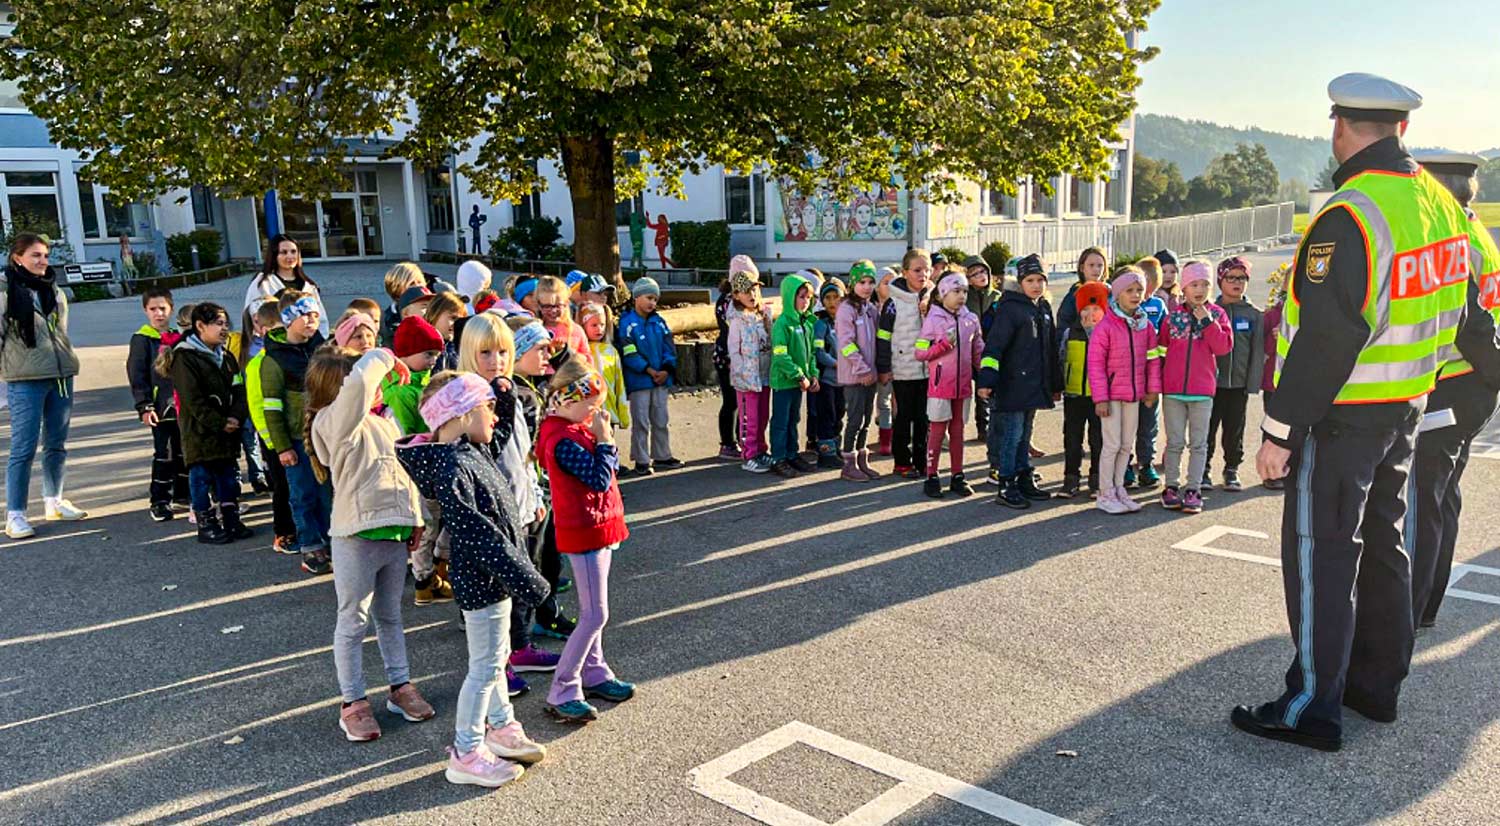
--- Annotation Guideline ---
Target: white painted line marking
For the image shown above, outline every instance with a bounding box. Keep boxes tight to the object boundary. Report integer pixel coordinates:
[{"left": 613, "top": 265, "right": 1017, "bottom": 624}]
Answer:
[
  {"left": 1171, "top": 525, "right": 1275, "bottom": 567},
  {"left": 1446, "top": 563, "right": 1500, "bottom": 607},
  {"left": 689, "top": 721, "right": 1080, "bottom": 826}
]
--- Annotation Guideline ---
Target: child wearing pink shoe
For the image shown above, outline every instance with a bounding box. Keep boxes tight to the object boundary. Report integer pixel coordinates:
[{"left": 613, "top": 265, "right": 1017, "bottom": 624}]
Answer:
[
  {"left": 1087, "top": 266, "right": 1161, "bottom": 514},
  {"left": 1156, "top": 262, "right": 1232, "bottom": 515}
]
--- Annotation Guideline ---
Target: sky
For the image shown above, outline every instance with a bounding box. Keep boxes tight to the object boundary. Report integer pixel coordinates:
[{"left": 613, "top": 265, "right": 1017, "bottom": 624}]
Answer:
[{"left": 1135, "top": 0, "right": 1500, "bottom": 152}]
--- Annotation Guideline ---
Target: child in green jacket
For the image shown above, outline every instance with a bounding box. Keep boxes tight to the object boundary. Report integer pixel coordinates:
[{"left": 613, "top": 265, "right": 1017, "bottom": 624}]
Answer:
[{"left": 768, "top": 272, "right": 819, "bottom": 478}]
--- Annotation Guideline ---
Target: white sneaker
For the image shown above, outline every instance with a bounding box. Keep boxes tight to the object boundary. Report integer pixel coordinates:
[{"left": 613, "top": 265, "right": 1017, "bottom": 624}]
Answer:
[
  {"left": 1115, "top": 487, "right": 1143, "bottom": 512},
  {"left": 484, "top": 721, "right": 547, "bottom": 764},
  {"left": 1096, "top": 490, "right": 1130, "bottom": 515},
  {"left": 742, "top": 457, "right": 770, "bottom": 474},
  {"left": 44, "top": 498, "right": 87, "bottom": 521},
  {"left": 6, "top": 512, "right": 34, "bottom": 539}
]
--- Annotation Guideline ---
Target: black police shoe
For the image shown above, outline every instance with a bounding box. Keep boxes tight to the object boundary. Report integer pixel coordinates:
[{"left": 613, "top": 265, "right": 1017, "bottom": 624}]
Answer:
[{"left": 1230, "top": 703, "right": 1341, "bottom": 752}]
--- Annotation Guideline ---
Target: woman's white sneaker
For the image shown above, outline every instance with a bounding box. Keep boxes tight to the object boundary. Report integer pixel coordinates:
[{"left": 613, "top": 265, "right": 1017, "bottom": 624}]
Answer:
[
  {"left": 5, "top": 512, "right": 34, "bottom": 539},
  {"left": 44, "top": 498, "right": 87, "bottom": 521},
  {"left": 445, "top": 744, "right": 525, "bottom": 787}
]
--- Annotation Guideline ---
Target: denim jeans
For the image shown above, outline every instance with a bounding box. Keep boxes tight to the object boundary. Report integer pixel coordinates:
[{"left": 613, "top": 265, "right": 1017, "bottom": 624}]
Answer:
[
  {"left": 768, "top": 388, "right": 804, "bottom": 462},
  {"left": 240, "top": 426, "right": 264, "bottom": 483},
  {"left": 987, "top": 406, "right": 1034, "bottom": 478},
  {"left": 455, "top": 599, "right": 513, "bottom": 754},
  {"left": 188, "top": 459, "right": 240, "bottom": 513},
  {"left": 1134, "top": 398, "right": 1160, "bottom": 471},
  {"left": 284, "top": 440, "right": 332, "bottom": 553},
  {"left": 6, "top": 378, "right": 73, "bottom": 513}
]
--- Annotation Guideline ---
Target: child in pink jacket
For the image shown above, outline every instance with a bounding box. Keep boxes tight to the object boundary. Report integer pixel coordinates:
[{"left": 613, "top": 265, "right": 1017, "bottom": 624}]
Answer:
[
  {"left": 1156, "top": 261, "right": 1232, "bottom": 514},
  {"left": 1087, "top": 266, "right": 1162, "bottom": 514},
  {"left": 914, "top": 271, "right": 985, "bottom": 498}
]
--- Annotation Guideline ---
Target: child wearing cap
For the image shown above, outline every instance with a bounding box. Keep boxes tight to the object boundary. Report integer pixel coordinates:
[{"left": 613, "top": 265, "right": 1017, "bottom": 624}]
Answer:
[
  {"left": 1055, "top": 246, "right": 1108, "bottom": 341},
  {"left": 244, "top": 300, "right": 298, "bottom": 552},
  {"left": 578, "top": 303, "right": 630, "bottom": 430},
  {"left": 457, "top": 260, "right": 493, "bottom": 314},
  {"left": 1087, "top": 266, "right": 1162, "bottom": 515},
  {"left": 396, "top": 371, "right": 551, "bottom": 788},
  {"left": 617, "top": 277, "right": 681, "bottom": 476},
  {"left": 512, "top": 277, "right": 541, "bottom": 316},
  {"left": 1205, "top": 256, "right": 1265, "bottom": 492},
  {"left": 836, "top": 261, "right": 883, "bottom": 481},
  {"left": 811, "top": 278, "right": 847, "bottom": 469},
  {"left": 381, "top": 263, "right": 427, "bottom": 346},
  {"left": 424, "top": 292, "right": 468, "bottom": 374},
  {"left": 1157, "top": 261, "right": 1232, "bottom": 515},
  {"left": 977, "top": 254, "right": 1059, "bottom": 507},
  {"left": 917, "top": 271, "right": 986, "bottom": 498},
  {"left": 768, "top": 271, "right": 820, "bottom": 478},
  {"left": 1058, "top": 280, "right": 1109, "bottom": 498},
  {"left": 963, "top": 255, "right": 1002, "bottom": 441},
  {"left": 260, "top": 291, "right": 335, "bottom": 574},
  {"left": 726, "top": 268, "right": 774, "bottom": 473}
]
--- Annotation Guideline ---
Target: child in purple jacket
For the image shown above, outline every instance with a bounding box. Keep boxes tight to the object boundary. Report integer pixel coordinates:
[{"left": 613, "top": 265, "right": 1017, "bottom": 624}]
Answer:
[
  {"left": 1156, "top": 261, "right": 1232, "bottom": 514},
  {"left": 835, "top": 260, "right": 882, "bottom": 482}
]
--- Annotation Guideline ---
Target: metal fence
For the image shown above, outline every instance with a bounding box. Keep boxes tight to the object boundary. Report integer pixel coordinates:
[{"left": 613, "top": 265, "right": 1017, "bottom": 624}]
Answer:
[{"left": 928, "top": 202, "right": 1296, "bottom": 271}]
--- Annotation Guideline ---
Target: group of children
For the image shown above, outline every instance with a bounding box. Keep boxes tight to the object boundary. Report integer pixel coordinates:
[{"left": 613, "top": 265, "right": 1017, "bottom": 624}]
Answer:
[
  {"left": 709, "top": 246, "right": 1278, "bottom": 515},
  {"left": 125, "top": 254, "right": 640, "bottom": 790}
]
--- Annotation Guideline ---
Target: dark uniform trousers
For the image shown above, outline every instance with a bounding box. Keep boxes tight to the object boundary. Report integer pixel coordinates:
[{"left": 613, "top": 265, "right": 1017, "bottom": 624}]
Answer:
[
  {"left": 1408, "top": 376, "right": 1499, "bottom": 627},
  {"left": 1273, "top": 407, "right": 1420, "bottom": 735},
  {"left": 150, "top": 418, "right": 190, "bottom": 506}
]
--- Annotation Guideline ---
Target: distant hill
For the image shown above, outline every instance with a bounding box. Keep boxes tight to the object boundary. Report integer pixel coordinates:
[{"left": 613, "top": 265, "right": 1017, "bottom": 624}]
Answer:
[{"left": 1136, "top": 113, "right": 1332, "bottom": 184}]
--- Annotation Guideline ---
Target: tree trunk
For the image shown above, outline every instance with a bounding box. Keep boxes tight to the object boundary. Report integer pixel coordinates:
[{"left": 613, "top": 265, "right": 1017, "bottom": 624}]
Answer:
[{"left": 560, "top": 133, "right": 622, "bottom": 287}]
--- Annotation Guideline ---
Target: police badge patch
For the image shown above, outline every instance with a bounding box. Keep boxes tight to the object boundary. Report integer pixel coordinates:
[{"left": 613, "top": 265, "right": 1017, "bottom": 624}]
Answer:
[{"left": 1306, "top": 242, "right": 1335, "bottom": 284}]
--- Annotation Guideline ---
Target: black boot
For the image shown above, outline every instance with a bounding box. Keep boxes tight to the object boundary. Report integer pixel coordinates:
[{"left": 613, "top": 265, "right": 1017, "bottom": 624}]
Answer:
[
  {"left": 949, "top": 473, "right": 974, "bottom": 497},
  {"left": 923, "top": 475, "right": 944, "bottom": 499},
  {"left": 195, "top": 510, "right": 233, "bottom": 545},
  {"left": 996, "top": 474, "right": 1030, "bottom": 509},
  {"left": 1017, "top": 471, "right": 1050, "bottom": 501},
  {"left": 220, "top": 502, "right": 254, "bottom": 540}
]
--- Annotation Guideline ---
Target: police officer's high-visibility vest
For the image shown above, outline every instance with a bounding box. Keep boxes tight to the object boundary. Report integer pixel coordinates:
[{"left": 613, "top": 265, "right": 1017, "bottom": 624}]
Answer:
[
  {"left": 1276, "top": 168, "right": 1471, "bottom": 403},
  {"left": 1437, "top": 216, "right": 1500, "bottom": 381}
]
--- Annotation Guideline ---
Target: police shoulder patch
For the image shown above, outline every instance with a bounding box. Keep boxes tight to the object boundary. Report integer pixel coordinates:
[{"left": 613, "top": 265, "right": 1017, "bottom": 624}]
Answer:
[{"left": 1306, "top": 242, "right": 1336, "bottom": 284}]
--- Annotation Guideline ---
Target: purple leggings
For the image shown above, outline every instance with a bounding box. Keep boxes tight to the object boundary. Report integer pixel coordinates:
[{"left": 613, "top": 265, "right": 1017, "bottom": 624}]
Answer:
[{"left": 546, "top": 545, "right": 617, "bottom": 705}]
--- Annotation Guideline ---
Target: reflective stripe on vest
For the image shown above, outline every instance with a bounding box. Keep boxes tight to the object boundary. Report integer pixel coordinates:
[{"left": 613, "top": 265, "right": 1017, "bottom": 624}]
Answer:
[
  {"left": 1439, "top": 215, "right": 1500, "bottom": 381},
  {"left": 1276, "top": 168, "right": 1471, "bottom": 404}
]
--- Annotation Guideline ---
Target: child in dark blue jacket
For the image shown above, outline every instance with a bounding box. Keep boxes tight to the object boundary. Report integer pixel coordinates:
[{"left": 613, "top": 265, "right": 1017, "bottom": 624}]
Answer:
[
  {"left": 616, "top": 277, "right": 680, "bottom": 476},
  {"left": 811, "top": 278, "right": 846, "bottom": 468}
]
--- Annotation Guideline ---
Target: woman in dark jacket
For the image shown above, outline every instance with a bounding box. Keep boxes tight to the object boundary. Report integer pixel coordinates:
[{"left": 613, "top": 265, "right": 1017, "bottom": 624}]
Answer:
[
  {"left": 162, "top": 302, "right": 252, "bottom": 544},
  {"left": 1, "top": 233, "right": 83, "bottom": 539}
]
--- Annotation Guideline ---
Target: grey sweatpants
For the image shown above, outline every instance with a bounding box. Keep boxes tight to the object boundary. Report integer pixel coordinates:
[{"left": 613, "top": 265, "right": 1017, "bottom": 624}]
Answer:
[
  {"left": 1162, "top": 396, "right": 1213, "bottom": 491},
  {"left": 628, "top": 386, "right": 673, "bottom": 467},
  {"left": 331, "top": 536, "right": 412, "bottom": 702},
  {"left": 842, "top": 383, "right": 877, "bottom": 453}
]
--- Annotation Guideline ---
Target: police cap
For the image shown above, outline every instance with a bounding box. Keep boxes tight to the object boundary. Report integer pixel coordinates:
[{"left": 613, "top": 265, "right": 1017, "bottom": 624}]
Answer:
[
  {"left": 1413, "top": 151, "right": 1486, "bottom": 176},
  {"left": 1327, "top": 72, "right": 1422, "bottom": 123}
]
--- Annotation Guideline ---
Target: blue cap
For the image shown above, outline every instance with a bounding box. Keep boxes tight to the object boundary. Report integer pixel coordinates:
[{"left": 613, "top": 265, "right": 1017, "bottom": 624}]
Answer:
[
  {"left": 564, "top": 269, "right": 587, "bottom": 288},
  {"left": 513, "top": 278, "right": 539, "bottom": 303}
]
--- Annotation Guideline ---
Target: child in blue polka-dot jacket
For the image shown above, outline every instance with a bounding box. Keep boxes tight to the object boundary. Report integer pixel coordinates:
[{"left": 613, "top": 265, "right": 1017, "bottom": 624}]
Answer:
[{"left": 397, "top": 370, "right": 552, "bottom": 789}]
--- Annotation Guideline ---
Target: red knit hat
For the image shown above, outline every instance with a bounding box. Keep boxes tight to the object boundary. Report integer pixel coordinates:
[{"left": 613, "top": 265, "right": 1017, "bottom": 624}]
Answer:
[
  {"left": 393, "top": 316, "right": 444, "bottom": 358},
  {"left": 1075, "top": 281, "right": 1110, "bottom": 312}
]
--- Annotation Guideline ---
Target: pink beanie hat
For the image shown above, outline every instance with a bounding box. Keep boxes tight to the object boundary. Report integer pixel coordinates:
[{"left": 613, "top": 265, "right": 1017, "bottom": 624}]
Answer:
[
  {"left": 333, "top": 312, "right": 376, "bottom": 347},
  {"left": 1110, "top": 270, "right": 1143, "bottom": 298},
  {"left": 937, "top": 272, "right": 967, "bottom": 297},
  {"left": 1180, "top": 261, "right": 1213, "bottom": 288}
]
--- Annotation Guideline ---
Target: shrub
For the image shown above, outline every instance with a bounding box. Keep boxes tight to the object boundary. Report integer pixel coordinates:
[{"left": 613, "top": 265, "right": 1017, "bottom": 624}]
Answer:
[
  {"left": 1113, "top": 252, "right": 1149, "bottom": 271},
  {"left": 667, "top": 220, "right": 730, "bottom": 270},
  {"left": 936, "top": 245, "right": 969, "bottom": 269},
  {"left": 131, "top": 252, "right": 163, "bottom": 281},
  {"left": 490, "top": 216, "right": 562, "bottom": 261},
  {"left": 543, "top": 242, "right": 574, "bottom": 262},
  {"left": 164, "top": 229, "right": 223, "bottom": 272},
  {"left": 980, "top": 240, "right": 1012, "bottom": 274}
]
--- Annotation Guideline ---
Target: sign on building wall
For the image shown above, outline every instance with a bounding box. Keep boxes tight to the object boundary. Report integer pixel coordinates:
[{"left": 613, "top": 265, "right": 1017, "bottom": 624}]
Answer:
[
  {"left": 772, "top": 179, "right": 908, "bottom": 242},
  {"left": 926, "top": 179, "right": 982, "bottom": 240}
]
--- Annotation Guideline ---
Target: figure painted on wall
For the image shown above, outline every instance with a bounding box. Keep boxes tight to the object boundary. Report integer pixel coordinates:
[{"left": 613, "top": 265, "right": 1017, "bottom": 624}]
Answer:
[
  {"left": 849, "top": 194, "right": 874, "bottom": 240},
  {"left": 628, "top": 208, "right": 647, "bottom": 269},
  {"left": 119, "top": 235, "right": 136, "bottom": 278},
  {"left": 646, "top": 211, "right": 674, "bottom": 268},
  {"left": 784, "top": 196, "right": 809, "bottom": 241},
  {"left": 467, "top": 205, "right": 488, "bottom": 254}
]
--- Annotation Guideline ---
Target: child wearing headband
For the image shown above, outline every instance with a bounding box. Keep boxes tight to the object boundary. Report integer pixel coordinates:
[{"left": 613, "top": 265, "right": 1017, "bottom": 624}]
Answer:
[
  {"left": 534, "top": 359, "right": 634, "bottom": 723},
  {"left": 396, "top": 371, "right": 551, "bottom": 789}
]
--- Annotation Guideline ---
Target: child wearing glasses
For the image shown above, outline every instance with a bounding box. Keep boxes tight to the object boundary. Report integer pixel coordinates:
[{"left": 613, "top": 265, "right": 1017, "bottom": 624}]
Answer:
[{"left": 1204, "top": 256, "right": 1265, "bottom": 493}]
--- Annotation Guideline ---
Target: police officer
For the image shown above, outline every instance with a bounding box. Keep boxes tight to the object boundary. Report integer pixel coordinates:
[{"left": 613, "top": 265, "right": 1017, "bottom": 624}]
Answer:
[
  {"left": 1406, "top": 152, "right": 1500, "bottom": 630},
  {"left": 1231, "top": 73, "right": 1472, "bottom": 752}
]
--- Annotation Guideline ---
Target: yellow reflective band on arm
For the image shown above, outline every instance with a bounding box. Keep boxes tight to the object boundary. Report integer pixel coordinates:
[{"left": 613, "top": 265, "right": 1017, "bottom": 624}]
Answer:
[
  {"left": 262, "top": 398, "right": 284, "bottom": 411},
  {"left": 914, "top": 339, "right": 931, "bottom": 350},
  {"left": 980, "top": 356, "right": 999, "bottom": 371},
  {"left": 622, "top": 344, "right": 638, "bottom": 355},
  {"left": 772, "top": 345, "right": 788, "bottom": 354},
  {"left": 814, "top": 340, "right": 825, "bottom": 349},
  {"left": 876, "top": 330, "right": 892, "bottom": 340},
  {"left": 841, "top": 342, "right": 859, "bottom": 357}
]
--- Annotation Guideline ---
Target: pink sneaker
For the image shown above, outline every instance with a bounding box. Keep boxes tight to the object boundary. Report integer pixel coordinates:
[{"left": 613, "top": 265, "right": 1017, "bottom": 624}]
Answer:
[
  {"left": 1115, "top": 486, "right": 1142, "bottom": 512},
  {"left": 386, "top": 682, "right": 435, "bottom": 722},
  {"left": 485, "top": 720, "right": 547, "bottom": 764},
  {"left": 1181, "top": 489, "right": 1204, "bottom": 514},
  {"left": 1096, "top": 489, "right": 1130, "bottom": 515},
  {"left": 445, "top": 744, "right": 525, "bottom": 788},
  {"left": 338, "top": 699, "right": 381, "bottom": 742},
  {"left": 508, "top": 643, "right": 560, "bottom": 673}
]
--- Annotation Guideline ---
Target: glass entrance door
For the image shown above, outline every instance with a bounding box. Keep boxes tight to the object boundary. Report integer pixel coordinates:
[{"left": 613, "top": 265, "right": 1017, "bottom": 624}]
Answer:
[
  {"left": 321, "top": 195, "right": 361, "bottom": 258},
  {"left": 359, "top": 194, "right": 384, "bottom": 257}
]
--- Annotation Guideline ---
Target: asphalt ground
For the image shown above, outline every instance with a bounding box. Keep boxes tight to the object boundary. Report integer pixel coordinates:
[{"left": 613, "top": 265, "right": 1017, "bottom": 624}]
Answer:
[{"left": 5, "top": 244, "right": 1500, "bottom": 826}]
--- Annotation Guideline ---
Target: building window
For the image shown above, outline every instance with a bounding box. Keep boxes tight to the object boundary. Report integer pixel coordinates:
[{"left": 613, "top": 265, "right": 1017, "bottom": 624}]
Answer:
[
  {"left": 615, "top": 193, "right": 645, "bottom": 227},
  {"left": 511, "top": 160, "right": 543, "bottom": 224},
  {"left": 1103, "top": 150, "right": 1128, "bottom": 214},
  {"left": 981, "top": 186, "right": 1018, "bottom": 220},
  {"left": 1067, "top": 176, "right": 1094, "bottom": 216},
  {"left": 724, "top": 173, "right": 765, "bottom": 226},
  {"left": 424, "top": 167, "right": 455, "bottom": 233},
  {"left": 1025, "top": 178, "right": 1056, "bottom": 218},
  {"left": 1, "top": 170, "right": 63, "bottom": 240},
  {"left": 77, "top": 180, "right": 150, "bottom": 239},
  {"left": 190, "top": 184, "right": 214, "bottom": 226}
]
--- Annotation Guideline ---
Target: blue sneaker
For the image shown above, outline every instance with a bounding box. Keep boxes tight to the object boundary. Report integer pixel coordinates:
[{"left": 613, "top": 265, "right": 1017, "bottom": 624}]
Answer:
[
  {"left": 584, "top": 679, "right": 636, "bottom": 703},
  {"left": 544, "top": 699, "right": 598, "bottom": 723},
  {"left": 533, "top": 615, "right": 576, "bottom": 641},
  {"left": 505, "top": 665, "right": 529, "bottom": 698},
  {"left": 1123, "top": 465, "right": 1137, "bottom": 487}
]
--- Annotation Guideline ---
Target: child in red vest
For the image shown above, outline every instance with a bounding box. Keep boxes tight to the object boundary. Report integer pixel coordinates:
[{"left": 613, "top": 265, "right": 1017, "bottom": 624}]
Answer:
[{"left": 534, "top": 359, "right": 633, "bottom": 723}]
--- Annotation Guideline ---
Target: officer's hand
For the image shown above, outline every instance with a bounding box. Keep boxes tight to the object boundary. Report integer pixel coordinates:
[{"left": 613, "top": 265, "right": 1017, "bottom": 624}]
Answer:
[
  {"left": 140, "top": 410, "right": 159, "bottom": 427},
  {"left": 1256, "top": 441, "right": 1292, "bottom": 482}
]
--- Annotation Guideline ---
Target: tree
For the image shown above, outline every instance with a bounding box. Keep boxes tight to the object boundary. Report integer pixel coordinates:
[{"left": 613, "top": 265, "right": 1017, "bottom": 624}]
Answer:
[
  {"left": 1130, "top": 154, "right": 1187, "bottom": 219},
  {"left": 1200, "top": 143, "right": 1278, "bottom": 209},
  {"left": 1276, "top": 177, "right": 1310, "bottom": 211},
  {"left": 1315, "top": 155, "right": 1340, "bottom": 190},
  {"left": 1477, "top": 158, "right": 1500, "bottom": 202},
  {"left": 3, "top": 0, "right": 1159, "bottom": 277}
]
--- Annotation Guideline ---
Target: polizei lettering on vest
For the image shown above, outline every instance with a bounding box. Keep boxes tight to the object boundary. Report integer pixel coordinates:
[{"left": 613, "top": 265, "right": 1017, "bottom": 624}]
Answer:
[
  {"left": 1480, "top": 270, "right": 1500, "bottom": 311},
  {"left": 1393, "top": 236, "right": 1470, "bottom": 299}
]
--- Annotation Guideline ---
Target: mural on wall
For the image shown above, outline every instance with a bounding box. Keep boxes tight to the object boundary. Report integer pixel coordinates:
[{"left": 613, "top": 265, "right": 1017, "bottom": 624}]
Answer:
[
  {"left": 926, "top": 179, "right": 982, "bottom": 240},
  {"left": 772, "top": 179, "right": 908, "bottom": 242}
]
